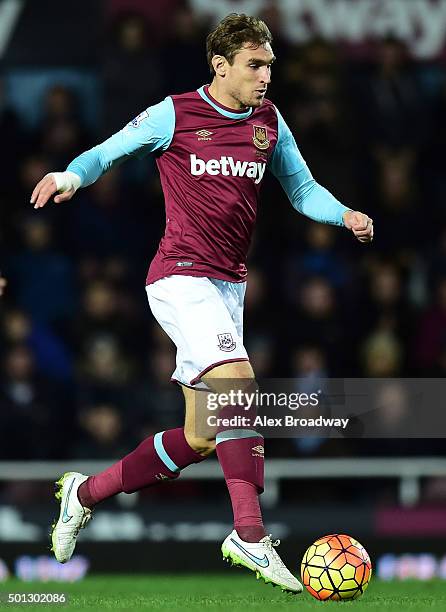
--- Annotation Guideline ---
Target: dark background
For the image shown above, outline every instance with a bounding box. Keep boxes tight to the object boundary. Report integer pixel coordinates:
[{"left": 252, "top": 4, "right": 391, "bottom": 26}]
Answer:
[{"left": 0, "top": 0, "right": 445, "bottom": 568}]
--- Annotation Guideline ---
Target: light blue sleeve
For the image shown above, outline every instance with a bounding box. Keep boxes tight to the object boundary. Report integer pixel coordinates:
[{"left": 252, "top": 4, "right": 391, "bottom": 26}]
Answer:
[
  {"left": 67, "top": 97, "right": 175, "bottom": 187},
  {"left": 268, "top": 106, "right": 351, "bottom": 227}
]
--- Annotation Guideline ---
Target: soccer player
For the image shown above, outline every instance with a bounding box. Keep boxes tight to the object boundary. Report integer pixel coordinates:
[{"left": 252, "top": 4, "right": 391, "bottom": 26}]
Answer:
[{"left": 30, "top": 14, "right": 373, "bottom": 593}]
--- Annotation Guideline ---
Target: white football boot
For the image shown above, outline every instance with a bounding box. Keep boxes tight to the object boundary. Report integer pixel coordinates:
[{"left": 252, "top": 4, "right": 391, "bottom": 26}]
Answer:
[
  {"left": 222, "top": 529, "right": 303, "bottom": 594},
  {"left": 50, "top": 472, "right": 93, "bottom": 563}
]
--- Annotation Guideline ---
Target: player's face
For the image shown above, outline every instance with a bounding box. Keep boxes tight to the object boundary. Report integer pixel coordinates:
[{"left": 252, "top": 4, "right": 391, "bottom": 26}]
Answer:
[{"left": 225, "top": 42, "right": 275, "bottom": 108}]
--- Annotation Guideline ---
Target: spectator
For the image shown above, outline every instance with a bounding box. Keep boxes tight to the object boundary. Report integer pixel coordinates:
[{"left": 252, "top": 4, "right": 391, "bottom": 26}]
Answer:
[
  {"left": 0, "top": 308, "right": 72, "bottom": 381},
  {"left": 76, "top": 333, "right": 136, "bottom": 408},
  {"left": 285, "top": 223, "right": 351, "bottom": 292},
  {"left": 357, "top": 37, "right": 427, "bottom": 149},
  {"left": 101, "top": 12, "right": 164, "bottom": 134},
  {"left": 73, "top": 403, "right": 128, "bottom": 459},
  {"left": 162, "top": 5, "right": 209, "bottom": 92},
  {"left": 0, "top": 344, "right": 71, "bottom": 458},
  {"left": 7, "top": 215, "right": 77, "bottom": 325},
  {"left": 34, "top": 85, "right": 91, "bottom": 168},
  {"left": 361, "top": 328, "right": 404, "bottom": 377},
  {"left": 285, "top": 276, "right": 349, "bottom": 374}
]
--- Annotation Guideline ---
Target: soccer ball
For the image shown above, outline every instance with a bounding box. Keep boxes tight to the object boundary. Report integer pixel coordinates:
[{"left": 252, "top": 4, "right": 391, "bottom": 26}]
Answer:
[{"left": 301, "top": 534, "right": 372, "bottom": 601}]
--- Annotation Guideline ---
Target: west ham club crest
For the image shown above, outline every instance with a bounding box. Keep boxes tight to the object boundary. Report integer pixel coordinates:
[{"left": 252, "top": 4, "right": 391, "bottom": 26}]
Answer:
[
  {"left": 252, "top": 125, "right": 270, "bottom": 150},
  {"left": 217, "top": 333, "right": 236, "bottom": 352}
]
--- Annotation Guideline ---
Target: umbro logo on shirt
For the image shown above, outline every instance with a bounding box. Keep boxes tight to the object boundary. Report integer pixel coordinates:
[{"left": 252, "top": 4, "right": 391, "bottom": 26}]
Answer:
[
  {"left": 196, "top": 129, "right": 213, "bottom": 141},
  {"left": 155, "top": 473, "right": 170, "bottom": 481},
  {"left": 190, "top": 154, "right": 266, "bottom": 184}
]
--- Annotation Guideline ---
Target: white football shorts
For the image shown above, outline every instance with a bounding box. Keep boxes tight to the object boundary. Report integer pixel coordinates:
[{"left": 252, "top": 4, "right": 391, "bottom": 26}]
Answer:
[{"left": 146, "top": 275, "right": 249, "bottom": 388}]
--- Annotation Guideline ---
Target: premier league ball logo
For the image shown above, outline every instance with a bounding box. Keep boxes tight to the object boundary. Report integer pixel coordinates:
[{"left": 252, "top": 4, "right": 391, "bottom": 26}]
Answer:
[{"left": 128, "top": 110, "right": 149, "bottom": 128}]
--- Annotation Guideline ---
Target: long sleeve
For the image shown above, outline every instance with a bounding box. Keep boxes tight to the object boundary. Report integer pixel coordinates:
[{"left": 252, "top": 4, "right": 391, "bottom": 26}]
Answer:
[
  {"left": 268, "top": 106, "right": 351, "bottom": 226},
  {"left": 67, "top": 97, "right": 176, "bottom": 187}
]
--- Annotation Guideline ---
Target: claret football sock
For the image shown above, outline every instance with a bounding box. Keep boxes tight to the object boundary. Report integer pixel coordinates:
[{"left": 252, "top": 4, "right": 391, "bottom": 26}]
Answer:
[
  {"left": 216, "top": 431, "right": 266, "bottom": 543},
  {"left": 77, "top": 461, "right": 122, "bottom": 509},
  {"left": 77, "top": 427, "right": 205, "bottom": 507},
  {"left": 227, "top": 479, "right": 266, "bottom": 543}
]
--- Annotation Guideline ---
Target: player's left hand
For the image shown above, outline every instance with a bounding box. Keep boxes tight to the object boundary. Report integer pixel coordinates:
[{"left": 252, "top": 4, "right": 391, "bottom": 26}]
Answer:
[{"left": 343, "top": 210, "right": 373, "bottom": 243}]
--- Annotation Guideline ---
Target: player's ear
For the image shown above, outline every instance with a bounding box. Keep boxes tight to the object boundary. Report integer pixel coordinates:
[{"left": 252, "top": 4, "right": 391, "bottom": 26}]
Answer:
[{"left": 212, "top": 55, "right": 227, "bottom": 77}]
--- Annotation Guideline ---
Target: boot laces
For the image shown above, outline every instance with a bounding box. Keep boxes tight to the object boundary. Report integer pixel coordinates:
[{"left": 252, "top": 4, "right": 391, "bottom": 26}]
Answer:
[
  {"left": 264, "top": 535, "right": 292, "bottom": 575},
  {"left": 264, "top": 535, "right": 280, "bottom": 549}
]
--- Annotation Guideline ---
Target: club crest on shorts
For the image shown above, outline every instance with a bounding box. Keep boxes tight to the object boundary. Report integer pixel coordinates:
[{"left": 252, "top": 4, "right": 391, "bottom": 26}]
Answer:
[
  {"left": 252, "top": 125, "right": 270, "bottom": 150},
  {"left": 217, "top": 332, "right": 236, "bottom": 352}
]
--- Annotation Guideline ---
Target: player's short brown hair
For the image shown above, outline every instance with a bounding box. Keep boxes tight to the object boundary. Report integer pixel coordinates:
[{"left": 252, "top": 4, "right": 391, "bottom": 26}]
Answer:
[{"left": 206, "top": 13, "right": 272, "bottom": 77}]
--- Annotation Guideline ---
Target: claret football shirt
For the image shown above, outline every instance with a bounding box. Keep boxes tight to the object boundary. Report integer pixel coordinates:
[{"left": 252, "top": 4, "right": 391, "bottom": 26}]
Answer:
[{"left": 67, "top": 86, "right": 350, "bottom": 284}]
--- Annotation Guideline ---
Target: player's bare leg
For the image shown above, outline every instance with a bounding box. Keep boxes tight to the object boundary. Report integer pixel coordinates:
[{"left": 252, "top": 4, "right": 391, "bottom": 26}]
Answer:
[
  {"left": 51, "top": 362, "right": 300, "bottom": 592},
  {"left": 200, "top": 361, "right": 303, "bottom": 594},
  {"left": 183, "top": 385, "right": 217, "bottom": 457}
]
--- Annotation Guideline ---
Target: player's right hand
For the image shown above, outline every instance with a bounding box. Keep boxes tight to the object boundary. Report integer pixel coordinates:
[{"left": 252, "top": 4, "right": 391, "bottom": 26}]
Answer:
[{"left": 30, "top": 171, "right": 80, "bottom": 209}]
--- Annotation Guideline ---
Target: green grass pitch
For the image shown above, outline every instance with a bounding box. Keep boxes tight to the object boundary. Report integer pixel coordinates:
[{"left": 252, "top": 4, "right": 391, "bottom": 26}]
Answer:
[{"left": 2, "top": 575, "right": 446, "bottom": 610}]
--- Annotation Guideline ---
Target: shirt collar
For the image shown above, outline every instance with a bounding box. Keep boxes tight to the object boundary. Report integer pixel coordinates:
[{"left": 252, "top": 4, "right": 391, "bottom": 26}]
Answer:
[{"left": 197, "top": 85, "right": 253, "bottom": 120}]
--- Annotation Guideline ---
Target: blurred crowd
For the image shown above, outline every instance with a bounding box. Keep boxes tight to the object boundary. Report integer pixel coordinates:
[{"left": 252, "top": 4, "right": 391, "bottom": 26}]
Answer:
[{"left": 1, "top": 3, "right": 446, "bottom": 463}]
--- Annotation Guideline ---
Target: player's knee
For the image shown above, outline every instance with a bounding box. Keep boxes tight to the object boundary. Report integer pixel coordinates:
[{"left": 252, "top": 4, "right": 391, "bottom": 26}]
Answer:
[
  {"left": 203, "top": 361, "right": 258, "bottom": 398},
  {"left": 184, "top": 431, "right": 216, "bottom": 456},
  {"left": 203, "top": 360, "right": 255, "bottom": 382}
]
